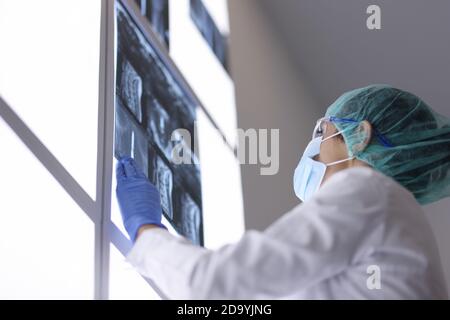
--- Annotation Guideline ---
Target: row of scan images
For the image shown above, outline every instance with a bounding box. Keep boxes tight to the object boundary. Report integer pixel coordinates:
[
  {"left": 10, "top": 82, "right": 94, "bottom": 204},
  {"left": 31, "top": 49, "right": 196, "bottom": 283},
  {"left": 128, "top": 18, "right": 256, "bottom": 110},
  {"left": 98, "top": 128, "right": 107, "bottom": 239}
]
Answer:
[
  {"left": 132, "top": 0, "right": 229, "bottom": 72},
  {"left": 114, "top": 2, "right": 203, "bottom": 245}
]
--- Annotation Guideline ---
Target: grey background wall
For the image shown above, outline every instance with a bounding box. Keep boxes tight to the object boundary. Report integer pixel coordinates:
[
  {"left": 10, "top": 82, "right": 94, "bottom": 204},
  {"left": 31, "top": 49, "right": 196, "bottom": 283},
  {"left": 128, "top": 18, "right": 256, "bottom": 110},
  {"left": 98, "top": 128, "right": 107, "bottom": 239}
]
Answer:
[
  {"left": 228, "top": 0, "right": 322, "bottom": 232},
  {"left": 228, "top": 0, "right": 450, "bottom": 292}
]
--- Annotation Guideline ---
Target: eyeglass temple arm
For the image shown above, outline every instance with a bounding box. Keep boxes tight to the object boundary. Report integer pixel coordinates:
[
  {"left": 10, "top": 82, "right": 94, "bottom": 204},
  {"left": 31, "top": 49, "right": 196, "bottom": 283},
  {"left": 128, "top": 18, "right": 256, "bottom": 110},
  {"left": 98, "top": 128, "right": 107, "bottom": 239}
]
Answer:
[{"left": 329, "top": 116, "right": 393, "bottom": 147}]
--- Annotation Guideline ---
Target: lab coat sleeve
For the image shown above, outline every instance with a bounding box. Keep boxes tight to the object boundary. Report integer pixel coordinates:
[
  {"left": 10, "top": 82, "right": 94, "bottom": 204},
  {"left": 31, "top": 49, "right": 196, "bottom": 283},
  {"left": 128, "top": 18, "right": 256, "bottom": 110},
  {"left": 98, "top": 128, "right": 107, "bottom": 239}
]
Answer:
[{"left": 126, "top": 168, "right": 387, "bottom": 299}]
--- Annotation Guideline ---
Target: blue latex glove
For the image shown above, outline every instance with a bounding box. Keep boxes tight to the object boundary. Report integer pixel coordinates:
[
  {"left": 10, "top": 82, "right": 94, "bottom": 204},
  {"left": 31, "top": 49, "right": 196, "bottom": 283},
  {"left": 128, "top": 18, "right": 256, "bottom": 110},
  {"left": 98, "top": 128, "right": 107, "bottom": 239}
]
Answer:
[{"left": 116, "top": 156, "right": 166, "bottom": 242}]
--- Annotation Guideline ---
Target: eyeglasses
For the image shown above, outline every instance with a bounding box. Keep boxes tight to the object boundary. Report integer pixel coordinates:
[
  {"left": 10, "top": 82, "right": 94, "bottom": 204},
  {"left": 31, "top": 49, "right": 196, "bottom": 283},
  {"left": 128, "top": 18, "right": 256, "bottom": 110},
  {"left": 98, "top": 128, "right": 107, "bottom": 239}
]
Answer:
[
  {"left": 312, "top": 116, "right": 393, "bottom": 147},
  {"left": 312, "top": 117, "right": 330, "bottom": 139}
]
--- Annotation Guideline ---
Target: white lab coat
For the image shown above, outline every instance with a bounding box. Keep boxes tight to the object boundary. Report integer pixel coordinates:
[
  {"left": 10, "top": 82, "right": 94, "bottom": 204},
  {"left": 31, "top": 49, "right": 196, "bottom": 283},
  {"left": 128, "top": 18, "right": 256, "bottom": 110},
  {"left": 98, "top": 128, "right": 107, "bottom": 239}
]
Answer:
[{"left": 126, "top": 167, "right": 448, "bottom": 299}]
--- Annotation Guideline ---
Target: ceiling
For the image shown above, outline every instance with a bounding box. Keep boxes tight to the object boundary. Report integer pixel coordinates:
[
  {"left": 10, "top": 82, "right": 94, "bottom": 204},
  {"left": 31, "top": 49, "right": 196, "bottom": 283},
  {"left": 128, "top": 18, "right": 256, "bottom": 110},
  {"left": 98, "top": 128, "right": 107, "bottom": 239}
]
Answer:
[{"left": 260, "top": 0, "right": 450, "bottom": 117}]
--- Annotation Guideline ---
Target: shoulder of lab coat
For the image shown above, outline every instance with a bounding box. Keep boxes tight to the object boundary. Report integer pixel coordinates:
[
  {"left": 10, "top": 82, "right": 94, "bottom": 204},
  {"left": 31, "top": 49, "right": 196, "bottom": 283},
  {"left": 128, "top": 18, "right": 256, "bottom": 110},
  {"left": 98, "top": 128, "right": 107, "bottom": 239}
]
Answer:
[{"left": 126, "top": 167, "right": 395, "bottom": 299}]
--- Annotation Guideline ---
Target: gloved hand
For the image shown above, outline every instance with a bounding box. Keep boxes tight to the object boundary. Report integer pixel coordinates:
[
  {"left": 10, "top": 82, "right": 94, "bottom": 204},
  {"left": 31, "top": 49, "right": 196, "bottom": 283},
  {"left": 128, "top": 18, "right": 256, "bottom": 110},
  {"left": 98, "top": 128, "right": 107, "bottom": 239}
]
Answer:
[{"left": 116, "top": 156, "right": 166, "bottom": 242}]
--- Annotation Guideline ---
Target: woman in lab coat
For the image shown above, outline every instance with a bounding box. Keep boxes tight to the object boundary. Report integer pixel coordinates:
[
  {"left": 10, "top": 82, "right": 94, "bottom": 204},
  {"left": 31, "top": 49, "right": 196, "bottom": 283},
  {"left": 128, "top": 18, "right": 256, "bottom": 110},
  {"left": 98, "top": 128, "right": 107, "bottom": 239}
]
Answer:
[{"left": 116, "top": 84, "right": 450, "bottom": 299}]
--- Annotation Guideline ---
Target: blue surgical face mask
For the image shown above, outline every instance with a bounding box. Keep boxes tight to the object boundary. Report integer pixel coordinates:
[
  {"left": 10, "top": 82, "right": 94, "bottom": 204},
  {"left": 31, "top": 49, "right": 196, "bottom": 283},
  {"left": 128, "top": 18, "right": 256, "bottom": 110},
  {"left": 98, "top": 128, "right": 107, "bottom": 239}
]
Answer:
[{"left": 293, "top": 130, "right": 354, "bottom": 202}]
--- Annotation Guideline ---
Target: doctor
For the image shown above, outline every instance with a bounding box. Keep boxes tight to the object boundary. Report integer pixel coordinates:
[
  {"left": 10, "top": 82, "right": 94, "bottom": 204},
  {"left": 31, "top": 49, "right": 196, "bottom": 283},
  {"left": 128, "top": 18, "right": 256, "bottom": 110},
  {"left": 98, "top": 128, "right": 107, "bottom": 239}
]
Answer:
[{"left": 116, "top": 84, "right": 450, "bottom": 299}]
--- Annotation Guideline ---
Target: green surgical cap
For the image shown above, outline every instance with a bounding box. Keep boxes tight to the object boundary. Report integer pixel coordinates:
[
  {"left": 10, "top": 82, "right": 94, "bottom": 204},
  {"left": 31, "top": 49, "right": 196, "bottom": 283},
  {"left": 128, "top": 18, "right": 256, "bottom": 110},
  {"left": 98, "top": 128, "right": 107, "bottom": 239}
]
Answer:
[{"left": 325, "top": 84, "right": 450, "bottom": 205}]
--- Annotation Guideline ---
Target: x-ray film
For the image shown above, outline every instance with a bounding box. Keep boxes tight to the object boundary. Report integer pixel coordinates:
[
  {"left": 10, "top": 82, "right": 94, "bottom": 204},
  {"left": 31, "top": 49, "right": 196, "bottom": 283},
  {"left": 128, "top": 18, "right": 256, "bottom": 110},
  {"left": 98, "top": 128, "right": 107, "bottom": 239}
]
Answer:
[
  {"left": 190, "top": 0, "right": 228, "bottom": 71},
  {"left": 114, "top": 1, "right": 203, "bottom": 245},
  {"left": 119, "top": 60, "right": 143, "bottom": 123},
  {"left": 180, "top": 192, "right": 201, "bottom": 245},
  {"left": 134, "top": 0, "right": 169, "bottom": 47}
]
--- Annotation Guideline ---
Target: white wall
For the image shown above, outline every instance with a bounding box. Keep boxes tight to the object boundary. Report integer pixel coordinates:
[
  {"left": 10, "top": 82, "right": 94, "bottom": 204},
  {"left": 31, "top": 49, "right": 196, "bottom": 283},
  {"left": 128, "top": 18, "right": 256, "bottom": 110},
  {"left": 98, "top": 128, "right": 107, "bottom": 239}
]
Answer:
[{"left": 228, "top": 0, "right": 322, "bottom": 231}]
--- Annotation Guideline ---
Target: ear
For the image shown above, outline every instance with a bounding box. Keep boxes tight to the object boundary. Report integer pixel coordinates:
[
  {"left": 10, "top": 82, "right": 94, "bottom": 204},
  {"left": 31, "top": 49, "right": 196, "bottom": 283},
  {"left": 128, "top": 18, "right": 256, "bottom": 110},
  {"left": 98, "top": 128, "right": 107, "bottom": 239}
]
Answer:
[{"left": 352, "top": 120, "right": 372, "bottom": 153}]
